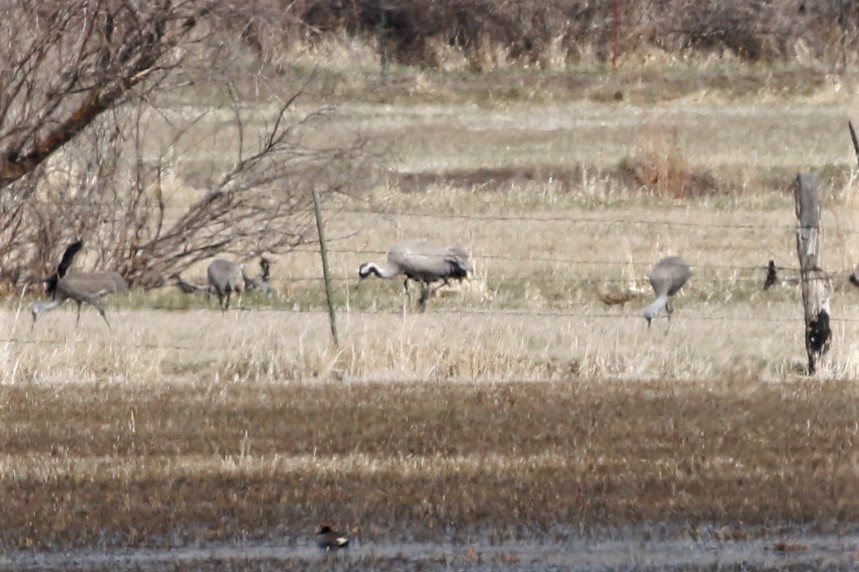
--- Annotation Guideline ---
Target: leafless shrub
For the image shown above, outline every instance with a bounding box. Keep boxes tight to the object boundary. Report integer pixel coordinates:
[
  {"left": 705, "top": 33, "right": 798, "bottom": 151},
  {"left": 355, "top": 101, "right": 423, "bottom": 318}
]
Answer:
[
  {"left": 0, "top": 1, "right": 377, "bottom": 291},
  {"left": 222, "top": 0, "right": 859, "bottom": 70}
]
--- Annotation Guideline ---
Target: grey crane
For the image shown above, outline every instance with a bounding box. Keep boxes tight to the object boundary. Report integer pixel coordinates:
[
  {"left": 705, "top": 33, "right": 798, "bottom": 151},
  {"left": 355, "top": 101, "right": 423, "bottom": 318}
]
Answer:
[
  {"left": 643, "top": 255, "right": 691, "bottom": 327},
  {"left": 358, "top": 239, "right": 473, "bottom": 311},
  {"left": 31, "top": 240, "right": 128, "bottom": 330},
  {"left": 207, "top": 259, "right": 243, "bottom": 313},
  {"left": 243, "top": 256, "right": 274, "bottom": 295}
]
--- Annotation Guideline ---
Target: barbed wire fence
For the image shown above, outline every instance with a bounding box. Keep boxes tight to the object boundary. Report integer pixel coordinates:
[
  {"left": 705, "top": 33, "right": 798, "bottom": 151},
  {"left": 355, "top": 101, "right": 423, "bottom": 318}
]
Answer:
[{"left": 7, "top": 179, "right": 859, "bottom": 362}]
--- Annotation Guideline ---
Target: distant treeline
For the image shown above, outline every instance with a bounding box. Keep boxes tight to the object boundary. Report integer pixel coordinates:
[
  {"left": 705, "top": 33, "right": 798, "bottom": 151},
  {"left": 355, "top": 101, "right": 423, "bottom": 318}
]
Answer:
[{"left": 233, "top": 0, "right": 857, "bottom": 69}]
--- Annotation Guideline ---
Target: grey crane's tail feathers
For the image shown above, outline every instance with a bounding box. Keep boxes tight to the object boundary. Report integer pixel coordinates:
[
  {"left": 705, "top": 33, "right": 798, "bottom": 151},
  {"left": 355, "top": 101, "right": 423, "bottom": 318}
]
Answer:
[
  {"left": 445, "top": 245, "right": 473, "bottom": 279},
  {"left": 56, "top": 240, "right": 84, "bottom": 278},
  {"left": 174, "top": 276, "right": 208, "bottom": 295},
  {"left": 45, "top": 239, "right": 85, "bottom": 297}
]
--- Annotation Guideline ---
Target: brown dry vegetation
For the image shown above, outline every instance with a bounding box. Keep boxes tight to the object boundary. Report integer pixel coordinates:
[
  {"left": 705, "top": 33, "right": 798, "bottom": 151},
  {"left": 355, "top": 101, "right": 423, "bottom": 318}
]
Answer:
[{"left": 240, "top": 0, "right": 859, "bottom": 70}]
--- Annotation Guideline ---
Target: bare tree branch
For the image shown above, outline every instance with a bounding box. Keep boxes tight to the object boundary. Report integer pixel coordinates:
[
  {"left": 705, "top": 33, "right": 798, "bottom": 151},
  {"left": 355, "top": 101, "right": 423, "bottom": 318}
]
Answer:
[{"left": 0, "top": 0, "right": 210, "bottom": 190}]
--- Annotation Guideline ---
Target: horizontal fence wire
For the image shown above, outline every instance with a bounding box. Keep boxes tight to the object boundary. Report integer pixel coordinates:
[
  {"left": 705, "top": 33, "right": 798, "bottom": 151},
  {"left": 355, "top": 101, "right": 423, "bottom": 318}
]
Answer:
[
  {"left": 9, "top": 195, "right": 859, "bottom": 349},
  {"left": 14, "top": 198, "right": 859, "bottom": 234},
  {"left": 333, "top": 208, "right": 803, "bottom": 232}
]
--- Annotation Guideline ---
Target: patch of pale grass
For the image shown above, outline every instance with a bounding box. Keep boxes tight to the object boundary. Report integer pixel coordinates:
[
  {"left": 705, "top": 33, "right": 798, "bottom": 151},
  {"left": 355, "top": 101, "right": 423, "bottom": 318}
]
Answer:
[
  {"left": 0, "top": 452, "right": 578, "bottom": 482},
  {"left": 4, "top": 289, "right": 859, "bottom": 385}
]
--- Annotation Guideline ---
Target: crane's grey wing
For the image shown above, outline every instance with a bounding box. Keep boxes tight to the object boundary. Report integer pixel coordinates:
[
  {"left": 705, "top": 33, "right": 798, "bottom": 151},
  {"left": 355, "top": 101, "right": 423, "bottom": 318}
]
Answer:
[
  {"left": 649, "top": 256, "right": 691, "bottom": 296},
  {"left": 388, "top": 240, "right": 471, "bottom": 281},
  {"left": 444, "top": 244, "right": 472, "bottom": 276},
  {"left": 62, "top": 272, "right": 128, "bottom": 298},
  {"left": 108, "top": 272, "right": 129, "bottom": 293}
]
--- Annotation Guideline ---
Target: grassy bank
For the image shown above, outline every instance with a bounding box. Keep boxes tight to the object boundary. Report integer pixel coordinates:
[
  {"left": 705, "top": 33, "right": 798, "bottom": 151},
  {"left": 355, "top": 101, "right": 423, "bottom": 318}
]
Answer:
[{"left": 0, "top": 378, "right": 857, "bottom": 550}]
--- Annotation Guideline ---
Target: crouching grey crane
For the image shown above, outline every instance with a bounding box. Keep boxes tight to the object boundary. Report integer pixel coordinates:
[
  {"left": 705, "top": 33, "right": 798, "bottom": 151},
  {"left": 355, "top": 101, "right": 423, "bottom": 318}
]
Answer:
[
  {"left": 643, "top": 255, "right": 691, "bottom": 327},
  {"left": 243, "top": 256, "right": 274, "bottom": 295},
  {"left": 31, "top": 240, "right": 128, "bottom": 330},
  {"left": 358, "top": 239, "right": 473, "bottom": 311},
  {"left": 207, "top": 259, "right": 243, "bottom": 313}
]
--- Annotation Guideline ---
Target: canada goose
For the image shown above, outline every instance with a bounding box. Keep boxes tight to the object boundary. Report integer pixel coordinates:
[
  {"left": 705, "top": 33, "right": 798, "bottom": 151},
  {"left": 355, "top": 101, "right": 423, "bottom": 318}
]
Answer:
[
  {"left": 31, "top": 240, "right": 128, "bottom": 330},
  {"left": 643, "top": 256, "right": 691, "bottom": 327},
  {"left": 243, "top": 256, "right": 274, "bottom": 295},
  {"left": 316, "top": 525, "right": 349, "bottom": 550},
  {"left": 207, "top": 259, "right": 243, "bottom": 313},
  {"left": 358, "top": 239, "right": 473, "bottom": 311}
]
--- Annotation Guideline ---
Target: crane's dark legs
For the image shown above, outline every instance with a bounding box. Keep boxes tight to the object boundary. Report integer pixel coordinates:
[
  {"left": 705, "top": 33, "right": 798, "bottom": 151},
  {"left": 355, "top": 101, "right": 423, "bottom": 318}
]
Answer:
[
  {"left": 95, "top": 303, "right": 112, "bottom": 330},
  {"left": 402, "top": 278, "right": 412, "bottom": 310},
  {"left": 418, "top": 283, "right": 430, "bottom": 312}
]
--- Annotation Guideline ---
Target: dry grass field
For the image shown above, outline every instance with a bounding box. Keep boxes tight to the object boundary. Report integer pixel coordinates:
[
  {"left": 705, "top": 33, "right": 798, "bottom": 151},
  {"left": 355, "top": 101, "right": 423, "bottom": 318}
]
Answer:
[{"left": 4, "top": 62, "right": 859, "bottom": 568}]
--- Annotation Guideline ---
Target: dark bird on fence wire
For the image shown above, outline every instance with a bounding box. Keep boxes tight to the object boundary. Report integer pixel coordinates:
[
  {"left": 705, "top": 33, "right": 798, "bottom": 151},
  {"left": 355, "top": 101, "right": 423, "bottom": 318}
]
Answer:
[
  {"left": 643, "top": 256, "right": 691, "bottom": 327},
  {"left": 243, "top": 256, "right": 275, "bottom": 295},
  {"left": 358, "top": 239, "right": 473, "bottom": 311},
  {"left": 316, "top": 525, "right": 349, "bottom": 551},
  {"left": 763, "top": 259, "right": 779, "bottom": 290},
  {"left": 207, "top": 259, "right": 243, "bottom": 313},
  {"left": 849, "top": 264, "right": 859, "bottom": 288},
  {"left": 31, "top": 239, "right": 128, "bottom": 330},
  {"left": 595, "top": 281, "right": 640, "bottom": 306}
]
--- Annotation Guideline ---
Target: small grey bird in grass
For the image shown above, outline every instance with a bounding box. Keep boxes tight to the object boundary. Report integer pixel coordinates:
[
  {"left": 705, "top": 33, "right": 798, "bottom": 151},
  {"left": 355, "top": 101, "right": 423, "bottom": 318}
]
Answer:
[
  {"left": 643, "top": 256, "right": 691, "bottom": 327},
  {"left": 316, "top": 525, "right": 349, "bottom": 550},
  {"left": 31, "top": 240, "right": 128, "bottom": 330},
  {"left": 358, "top": 239, "right": 473, "bottom": 311}
]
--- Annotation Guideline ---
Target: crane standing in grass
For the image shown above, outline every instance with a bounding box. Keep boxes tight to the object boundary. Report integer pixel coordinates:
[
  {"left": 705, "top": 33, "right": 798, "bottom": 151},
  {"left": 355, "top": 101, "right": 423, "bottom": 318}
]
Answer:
[
  {"left": 358, "top": 239, "right": 473, "bottom": 311},
  {"left": 643, "top": 256, "right": 691, "bottom": 327},
  {"left": 31, "top": 239, "right": 128, "bottom": 330},
  {"left": 207, "top": 259, "right": 243, "bottom": 313}
]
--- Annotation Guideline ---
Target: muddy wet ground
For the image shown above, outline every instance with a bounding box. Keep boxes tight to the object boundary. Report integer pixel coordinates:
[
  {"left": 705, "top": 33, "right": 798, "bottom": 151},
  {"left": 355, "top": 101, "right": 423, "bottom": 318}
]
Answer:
[{"left": 4, "top": 528, "right": 859, "bottom": 570}]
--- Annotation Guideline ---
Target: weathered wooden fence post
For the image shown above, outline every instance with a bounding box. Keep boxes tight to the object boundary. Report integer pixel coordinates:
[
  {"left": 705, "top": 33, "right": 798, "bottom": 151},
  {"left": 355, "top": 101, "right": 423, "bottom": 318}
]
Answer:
[
  {"left": 794, "top": 172, "right": 831, "bottom": 374},
  {"left": 313, "top": 191, "right": 340, "bottom": 348}
]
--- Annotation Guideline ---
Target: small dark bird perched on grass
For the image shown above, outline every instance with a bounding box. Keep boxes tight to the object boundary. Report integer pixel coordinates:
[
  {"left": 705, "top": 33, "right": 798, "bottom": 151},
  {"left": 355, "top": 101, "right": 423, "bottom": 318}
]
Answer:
[
  {"left": 849, "top": 264, "right": 859, "bottom": 288},
  {"left": 763, "top": 260, "right": 779, "bottom": 290},
  {"left": 316, "top": 525, "right": 349, "bottom": 551}
]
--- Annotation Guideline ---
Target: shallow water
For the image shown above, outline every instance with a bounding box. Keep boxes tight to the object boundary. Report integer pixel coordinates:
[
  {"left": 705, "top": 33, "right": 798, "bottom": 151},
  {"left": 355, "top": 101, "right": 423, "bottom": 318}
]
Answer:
[{"left": 3, "top": 530, "right": 858, "bottom": 571}]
